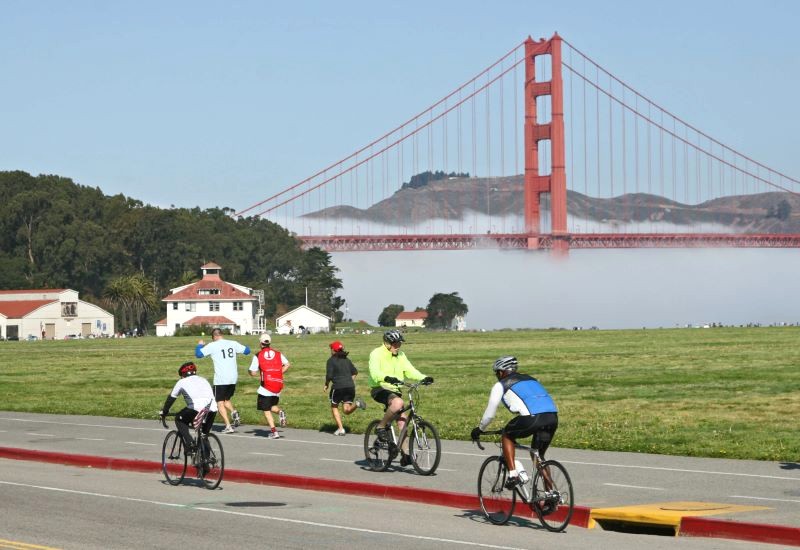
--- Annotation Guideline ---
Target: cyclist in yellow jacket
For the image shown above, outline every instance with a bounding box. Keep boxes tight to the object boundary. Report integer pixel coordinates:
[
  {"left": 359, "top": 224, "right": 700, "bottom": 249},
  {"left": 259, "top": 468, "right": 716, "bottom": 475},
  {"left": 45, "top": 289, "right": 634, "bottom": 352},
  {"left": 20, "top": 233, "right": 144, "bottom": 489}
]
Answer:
[{"left": 368, "top": 330, "right": 433, "bottom": 464}]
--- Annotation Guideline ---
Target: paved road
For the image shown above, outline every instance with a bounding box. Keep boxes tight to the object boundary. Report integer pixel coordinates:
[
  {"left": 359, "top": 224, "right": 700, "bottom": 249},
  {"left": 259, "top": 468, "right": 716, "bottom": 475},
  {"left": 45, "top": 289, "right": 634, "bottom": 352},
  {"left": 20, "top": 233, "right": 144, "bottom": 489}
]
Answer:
[
  {"left": 1, "top": 458, "right": 784, "bottom": 550},
  {"left": 1, "top": 412, "right": 798, "bottom": 530}
]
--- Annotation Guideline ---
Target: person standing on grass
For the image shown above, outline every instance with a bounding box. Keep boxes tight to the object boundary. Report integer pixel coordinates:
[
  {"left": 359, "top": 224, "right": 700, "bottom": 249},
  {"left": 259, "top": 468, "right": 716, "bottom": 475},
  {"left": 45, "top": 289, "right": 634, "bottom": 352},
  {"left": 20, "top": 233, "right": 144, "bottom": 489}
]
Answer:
[
  {"left": 195, "top": 327, "right": 250, "bottom": 434},
  {"left": 324, "top": 340, "right": 366, "bottom": 436},
  {"left": 249, "top": 332, "right": 290, "bottom": 439}
]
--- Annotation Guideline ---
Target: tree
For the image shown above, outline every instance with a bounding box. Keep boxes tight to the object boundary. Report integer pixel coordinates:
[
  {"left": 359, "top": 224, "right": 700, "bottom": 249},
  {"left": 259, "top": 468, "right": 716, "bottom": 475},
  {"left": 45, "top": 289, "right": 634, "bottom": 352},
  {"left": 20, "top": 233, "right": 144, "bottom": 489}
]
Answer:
[
  {"left": 378, "top": 304, "right": 405, "bottom": 327},
  {"left": 103, "top": 274, "right": 159, "bottom": 334},
  {"left": 425, "top": 292, "right": 468, "bottom": 330}
]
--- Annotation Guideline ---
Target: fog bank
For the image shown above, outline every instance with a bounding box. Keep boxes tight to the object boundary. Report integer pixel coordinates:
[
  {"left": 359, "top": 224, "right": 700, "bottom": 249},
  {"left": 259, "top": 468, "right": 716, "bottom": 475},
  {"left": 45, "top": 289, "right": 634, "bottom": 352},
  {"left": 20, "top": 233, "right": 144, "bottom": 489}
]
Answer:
[{"left": 332, "top": 248, "right": 799, "bottom": 329}]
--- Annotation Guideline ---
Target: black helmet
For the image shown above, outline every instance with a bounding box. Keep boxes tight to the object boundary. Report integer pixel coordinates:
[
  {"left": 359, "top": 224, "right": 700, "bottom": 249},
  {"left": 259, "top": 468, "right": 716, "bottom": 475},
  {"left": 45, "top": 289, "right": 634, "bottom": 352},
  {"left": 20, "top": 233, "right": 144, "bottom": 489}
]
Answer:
[
  {"left": 178, "top": 361, "right": 197, "bottom": 378},
  {"left": 383, "top": 329, "right": 405, "bottom": 345},
  {"left": 492, "top": 356, "right": 518, "bottom": 373}
]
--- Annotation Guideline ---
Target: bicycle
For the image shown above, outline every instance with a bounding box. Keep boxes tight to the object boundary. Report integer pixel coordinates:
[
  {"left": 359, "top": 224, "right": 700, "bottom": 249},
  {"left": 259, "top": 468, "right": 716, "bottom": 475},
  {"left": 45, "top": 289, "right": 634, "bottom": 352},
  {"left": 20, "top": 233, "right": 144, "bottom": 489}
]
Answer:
[
  {"left": 474, "top": 429, "right": 574, "bottom": 532},
  {"left": 160, "top": 409, "right": 225, "bottom": 489},
  {"left": 363, "top": 377, "right": 441, "bottom": 475}
]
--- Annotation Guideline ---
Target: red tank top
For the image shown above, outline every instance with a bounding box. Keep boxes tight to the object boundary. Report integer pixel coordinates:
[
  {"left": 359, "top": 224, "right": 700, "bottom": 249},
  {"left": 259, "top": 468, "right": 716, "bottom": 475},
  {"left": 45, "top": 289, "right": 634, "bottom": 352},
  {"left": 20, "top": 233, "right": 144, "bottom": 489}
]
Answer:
[{"left": 257, "top": 348, "right": 284, "bottom": 393}]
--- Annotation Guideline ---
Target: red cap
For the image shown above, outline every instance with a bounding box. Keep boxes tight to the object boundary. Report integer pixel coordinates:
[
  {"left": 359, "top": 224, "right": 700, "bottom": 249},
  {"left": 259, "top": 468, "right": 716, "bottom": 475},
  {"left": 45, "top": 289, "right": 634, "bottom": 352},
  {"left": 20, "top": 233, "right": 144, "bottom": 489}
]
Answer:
[{"left": 329, "top": 340, "right": 344, "bottom": 352}]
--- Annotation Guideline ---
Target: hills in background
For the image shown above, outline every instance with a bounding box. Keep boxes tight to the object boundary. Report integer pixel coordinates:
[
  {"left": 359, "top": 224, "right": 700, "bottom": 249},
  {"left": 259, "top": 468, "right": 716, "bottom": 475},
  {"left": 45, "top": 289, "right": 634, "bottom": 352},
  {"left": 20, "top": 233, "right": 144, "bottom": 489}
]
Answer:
[{"left": 304, "top": 174, "right": 800, "bottom": 233}]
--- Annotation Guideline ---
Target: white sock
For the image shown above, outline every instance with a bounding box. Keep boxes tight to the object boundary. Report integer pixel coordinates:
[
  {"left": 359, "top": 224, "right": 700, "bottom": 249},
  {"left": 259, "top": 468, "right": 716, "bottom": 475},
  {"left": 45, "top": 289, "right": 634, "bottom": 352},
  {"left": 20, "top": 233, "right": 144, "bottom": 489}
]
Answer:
[{"left": 509, "top": 470, "right": 518, "bottom": 478}]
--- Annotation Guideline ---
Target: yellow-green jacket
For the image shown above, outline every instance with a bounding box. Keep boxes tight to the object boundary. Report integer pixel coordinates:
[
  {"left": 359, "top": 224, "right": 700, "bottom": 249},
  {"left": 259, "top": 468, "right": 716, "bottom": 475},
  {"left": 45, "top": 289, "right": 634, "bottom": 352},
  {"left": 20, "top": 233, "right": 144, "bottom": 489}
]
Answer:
[{"left": 367, "top": 344, "right": 425, "bottom": 390}]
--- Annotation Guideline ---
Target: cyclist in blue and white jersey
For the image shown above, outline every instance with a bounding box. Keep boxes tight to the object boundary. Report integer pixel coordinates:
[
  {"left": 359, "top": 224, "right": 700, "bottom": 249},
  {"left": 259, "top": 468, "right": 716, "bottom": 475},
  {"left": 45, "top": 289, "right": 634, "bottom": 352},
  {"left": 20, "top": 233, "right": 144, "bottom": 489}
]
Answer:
[
  {"left": 195, "top": 327, "right": 250, "bottom": 433},
  {"left": 471, "top": 356, "right": 558, "bottom": 489}
]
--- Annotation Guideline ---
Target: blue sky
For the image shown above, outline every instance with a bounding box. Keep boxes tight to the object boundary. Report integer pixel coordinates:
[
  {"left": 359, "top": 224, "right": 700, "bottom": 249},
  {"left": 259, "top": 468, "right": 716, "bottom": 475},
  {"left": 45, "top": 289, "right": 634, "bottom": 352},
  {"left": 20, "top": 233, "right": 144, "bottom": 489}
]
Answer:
[{"left": 2, "top": 0, "right": 798, "bottom": 211}]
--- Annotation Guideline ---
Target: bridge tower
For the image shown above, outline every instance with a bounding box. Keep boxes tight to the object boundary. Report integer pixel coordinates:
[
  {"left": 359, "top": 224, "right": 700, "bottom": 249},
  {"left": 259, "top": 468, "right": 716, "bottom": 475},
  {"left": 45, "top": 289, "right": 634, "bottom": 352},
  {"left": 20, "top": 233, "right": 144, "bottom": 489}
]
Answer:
[{"left": 524, "top": 33, "right": 568, "bottom": 252}]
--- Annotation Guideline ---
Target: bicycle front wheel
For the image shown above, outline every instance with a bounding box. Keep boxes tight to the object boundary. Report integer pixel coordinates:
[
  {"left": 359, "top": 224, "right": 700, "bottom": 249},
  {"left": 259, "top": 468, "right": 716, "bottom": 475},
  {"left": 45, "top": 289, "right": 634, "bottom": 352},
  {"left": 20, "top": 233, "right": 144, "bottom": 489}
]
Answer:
[
  {"left": 478, "top": 456, "right": 516, "bottom": 524},
  {"left": 532, "top": 459, "right": 574, "bottom": 532},
  {"left": 408, "top": 419, "right": 441, "bottom": 476},
  {"left": 199, "top": 433, "right": 225, "bottom": 489},
  {"left": 363, "top": 419, "right": 392, "bottom": 471},
  {"left": 161, "top": 430, "right": 187, "bottom": 485}
]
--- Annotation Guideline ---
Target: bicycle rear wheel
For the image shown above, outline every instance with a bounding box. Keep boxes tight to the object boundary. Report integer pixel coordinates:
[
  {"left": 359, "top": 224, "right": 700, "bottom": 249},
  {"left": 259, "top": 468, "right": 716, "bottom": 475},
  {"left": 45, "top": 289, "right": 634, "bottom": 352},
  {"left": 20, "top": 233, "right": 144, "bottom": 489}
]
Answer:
[
  {"left": 532, "top": 459, "right": 574, "bottom": 532},
  {"left": 408, "top": 419, "right": 441, "bottom": 476},
  {"left": 161, "top": 430, "right": 187, "bottom": 485},
  {"left": 478, "top": 456, "right": 516, "bottom": 524},
  {"left": 363, "top": 419, "right": 392, "bottom": 471},
  {"left": 199, "top": 433, "right": 225, "bottom": 489}
]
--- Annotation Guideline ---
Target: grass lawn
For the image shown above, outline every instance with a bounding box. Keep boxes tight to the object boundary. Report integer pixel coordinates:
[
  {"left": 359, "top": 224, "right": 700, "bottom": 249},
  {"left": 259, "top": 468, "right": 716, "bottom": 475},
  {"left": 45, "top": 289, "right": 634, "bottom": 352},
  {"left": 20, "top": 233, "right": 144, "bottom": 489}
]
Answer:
[{"left": 1, "top": 326, "right": 798, "bottom": 461}]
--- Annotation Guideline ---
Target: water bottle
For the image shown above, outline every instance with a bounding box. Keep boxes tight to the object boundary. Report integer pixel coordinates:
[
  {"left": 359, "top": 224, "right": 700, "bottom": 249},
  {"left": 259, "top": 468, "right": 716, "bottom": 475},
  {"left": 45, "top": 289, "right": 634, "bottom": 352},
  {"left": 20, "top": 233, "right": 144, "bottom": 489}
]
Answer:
[{"left": 514, "top": 459, "right": 530, "bottom": 499}]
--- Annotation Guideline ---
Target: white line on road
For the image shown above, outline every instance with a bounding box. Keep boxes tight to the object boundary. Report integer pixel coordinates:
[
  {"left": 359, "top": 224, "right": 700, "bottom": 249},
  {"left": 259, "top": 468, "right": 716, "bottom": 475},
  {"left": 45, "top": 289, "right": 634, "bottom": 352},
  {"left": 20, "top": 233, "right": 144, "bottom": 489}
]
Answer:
[
  {"left": 731, "top": 495, "right": 800, "bottom": 504},
  {"left": 125, "top": 442, "right": 156, "bottom": 446},
  {"left": 25, "top": 433, "right": 55, "bottom": 437},
  {"left": 563, "top": 459, "right": 800, "bottom": 482},
  {"left": 0, "top": 480, "right": 526, "bottom": 550},
  {"left": 251, "top": 452, "right": 283, "bottom": 457},
  {"left": 604, "top": 483, "right": 665, "bottom": 491},
  {"left": 5, "top": 417, "right": 160, "bottom": 432},
  {"left": 76, "top": 438, "right": 105, "bottom": 442},
  {"left": 320, "top": 458, "right": 353, "bottom": 463}
]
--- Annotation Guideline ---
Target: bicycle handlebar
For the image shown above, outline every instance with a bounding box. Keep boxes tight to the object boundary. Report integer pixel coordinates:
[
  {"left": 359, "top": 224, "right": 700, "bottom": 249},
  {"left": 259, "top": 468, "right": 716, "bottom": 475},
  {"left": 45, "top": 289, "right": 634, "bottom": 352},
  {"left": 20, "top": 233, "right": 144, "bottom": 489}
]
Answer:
[
  {"left": 158, "top": 412, "right": 176, "bottom": 429},
  {"left": 383, "top": 376, "right": 433, "bottom": 388},
  {"left": 472, "top": 429, "right": 503, "bottom": 451}
]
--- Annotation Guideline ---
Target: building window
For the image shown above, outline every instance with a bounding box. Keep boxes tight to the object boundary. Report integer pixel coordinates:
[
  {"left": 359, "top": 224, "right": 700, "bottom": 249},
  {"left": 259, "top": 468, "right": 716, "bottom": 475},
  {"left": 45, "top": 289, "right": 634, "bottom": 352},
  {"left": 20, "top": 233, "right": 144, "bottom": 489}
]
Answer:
[
  {"left": 233, "top": 301, "right": 243, "bottom": 311},
  {"left": 172, "top": 303, "right": 178, "bottom": 310},
  {"left": 185, "top": 303, "right": 196, "bottom": 312},
  {"left": 198, "top": 288, "right": 220, "bottom": 295},
  {"left": 209, "top": 302, "right": 220, "bottom": 312},
  {"left": 61, "top": 302, "right": 77, "bottom": 317}
]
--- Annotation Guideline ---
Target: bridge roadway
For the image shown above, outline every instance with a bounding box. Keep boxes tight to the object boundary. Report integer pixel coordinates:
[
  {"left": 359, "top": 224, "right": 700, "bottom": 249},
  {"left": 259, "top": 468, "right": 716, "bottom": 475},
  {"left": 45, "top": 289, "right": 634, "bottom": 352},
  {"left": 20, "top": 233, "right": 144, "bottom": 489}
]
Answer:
[{"left": 1, "top": 412, "right": 798, "bottom": 546}]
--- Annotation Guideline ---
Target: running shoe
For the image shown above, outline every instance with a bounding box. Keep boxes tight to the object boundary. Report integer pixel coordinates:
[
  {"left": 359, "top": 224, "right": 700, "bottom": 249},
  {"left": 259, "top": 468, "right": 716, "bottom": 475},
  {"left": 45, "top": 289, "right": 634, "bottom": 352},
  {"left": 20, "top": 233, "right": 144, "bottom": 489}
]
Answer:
[
  {"left": 231, "top": 410, "right": 241, "bottom": 428},
  {"left": 221, "top": 425, "right": 235, "bottom": 434},
  {"left": 278, "top": 409, "right": 287, "bottom": 427},
  {"left": 504, "top": 475, "right": 521, "bottom": 490},
  {"left": 400, "top": 453, "right": 412, "bottom": 467},
  {"left": 354, "top": 397, "right": 367, "bottom": 411},
  {"left": 334, "top": 428, "right": 346, "bottom": 436},
  {"left": 268, "top": 430, "right": 281, "bottom": 439}
]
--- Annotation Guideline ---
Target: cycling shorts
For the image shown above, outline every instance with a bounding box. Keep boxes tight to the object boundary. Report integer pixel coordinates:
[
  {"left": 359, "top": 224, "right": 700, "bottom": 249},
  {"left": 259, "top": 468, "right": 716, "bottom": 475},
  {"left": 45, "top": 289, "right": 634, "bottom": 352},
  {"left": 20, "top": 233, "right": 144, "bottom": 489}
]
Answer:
[
  {"left": 503, "top": 412, "right": 558, "bottom": 456},
  {"left": 370, "top": 387, "right": 401, "bottom": 407}
]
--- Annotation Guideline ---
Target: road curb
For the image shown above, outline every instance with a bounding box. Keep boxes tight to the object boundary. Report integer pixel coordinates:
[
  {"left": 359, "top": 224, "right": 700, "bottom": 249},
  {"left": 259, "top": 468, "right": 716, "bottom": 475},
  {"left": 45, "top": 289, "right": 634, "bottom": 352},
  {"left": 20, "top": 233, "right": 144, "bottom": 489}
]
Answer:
[{"left": 2, "top": 446, "right": 797, "bottom": 546}]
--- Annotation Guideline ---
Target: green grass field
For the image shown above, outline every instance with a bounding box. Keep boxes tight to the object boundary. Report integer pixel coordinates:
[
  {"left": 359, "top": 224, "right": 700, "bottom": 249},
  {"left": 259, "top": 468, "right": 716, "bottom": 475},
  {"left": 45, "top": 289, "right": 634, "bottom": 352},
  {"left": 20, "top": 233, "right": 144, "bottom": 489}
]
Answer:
[{"left": 1, "top": 327, "right": 798, "bottom": 461}]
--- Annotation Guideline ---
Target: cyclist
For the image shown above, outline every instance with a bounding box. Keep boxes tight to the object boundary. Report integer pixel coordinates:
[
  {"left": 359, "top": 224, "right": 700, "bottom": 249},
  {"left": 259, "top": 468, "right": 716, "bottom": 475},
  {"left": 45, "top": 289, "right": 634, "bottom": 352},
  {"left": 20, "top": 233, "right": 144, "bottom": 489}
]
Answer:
[
  {"left": 471, "top": 356, "right": 558, "bottom": 489},
  {"left": 159, "top": 361, "right": 218, "bottom": 455},
  {"left": 368, "top": 329, "right": 433, "bottom": 465}
]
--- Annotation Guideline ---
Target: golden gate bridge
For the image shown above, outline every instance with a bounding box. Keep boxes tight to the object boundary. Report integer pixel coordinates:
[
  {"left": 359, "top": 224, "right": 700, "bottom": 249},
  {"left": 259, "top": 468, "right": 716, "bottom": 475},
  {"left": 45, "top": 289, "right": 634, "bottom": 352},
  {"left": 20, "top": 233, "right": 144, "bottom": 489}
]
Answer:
[{"left": 236, "top": 34, "right": 800, "bottom": 252}]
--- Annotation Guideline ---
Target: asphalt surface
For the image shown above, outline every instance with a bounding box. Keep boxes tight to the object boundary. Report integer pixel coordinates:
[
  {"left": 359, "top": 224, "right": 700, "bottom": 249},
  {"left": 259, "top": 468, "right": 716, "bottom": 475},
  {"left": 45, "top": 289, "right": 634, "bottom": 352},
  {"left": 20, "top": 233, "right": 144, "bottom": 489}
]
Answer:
[{"left": 1, "top": 411, "right": 799, "bottom": 546}]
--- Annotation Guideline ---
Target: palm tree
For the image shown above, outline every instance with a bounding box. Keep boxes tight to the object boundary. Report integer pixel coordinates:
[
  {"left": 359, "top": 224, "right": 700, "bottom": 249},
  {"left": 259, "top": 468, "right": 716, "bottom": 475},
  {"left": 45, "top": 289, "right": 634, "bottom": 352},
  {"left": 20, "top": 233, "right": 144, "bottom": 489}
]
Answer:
[{"left": 103, "top": 274, "right": 159, "bottom": 334}]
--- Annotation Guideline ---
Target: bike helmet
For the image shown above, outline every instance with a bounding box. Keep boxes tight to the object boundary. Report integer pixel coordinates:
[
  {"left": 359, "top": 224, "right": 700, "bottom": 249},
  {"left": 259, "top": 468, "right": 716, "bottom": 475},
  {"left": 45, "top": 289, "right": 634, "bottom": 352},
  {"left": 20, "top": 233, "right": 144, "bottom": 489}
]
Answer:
[
  {"left": 178, "top": 361, "right": 197, "bottom": 378},
  {"left": 492, "top": 356, "right": 518, "bottom": 373},
  {"left": 383, "top": 329, "right": 405, "bottom": 345}
]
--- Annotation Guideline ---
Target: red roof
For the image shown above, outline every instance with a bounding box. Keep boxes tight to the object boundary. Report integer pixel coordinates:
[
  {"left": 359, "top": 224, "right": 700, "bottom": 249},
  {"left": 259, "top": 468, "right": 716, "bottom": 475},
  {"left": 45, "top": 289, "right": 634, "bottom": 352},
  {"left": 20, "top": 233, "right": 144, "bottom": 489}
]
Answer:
[
  {"left": 201, "top": 262, "right": 222, "bottom": 269},
  {"left": 183, "top": 315, "right": 236, "bottom": 326},
  {"left": 154, "top": 318, "right": 167, "bottom": 326},
  {"left": 0, "top": 289, "right": 66, "bottom": 295},
  {"left": 0, "top": 300, "right": 57, "bottom": 318},
  {"left": 163, "top": 275, "right": 256, "bottom": 302},
  {"left": 396, "top": 311, "right": 428, "bottom": 320}
]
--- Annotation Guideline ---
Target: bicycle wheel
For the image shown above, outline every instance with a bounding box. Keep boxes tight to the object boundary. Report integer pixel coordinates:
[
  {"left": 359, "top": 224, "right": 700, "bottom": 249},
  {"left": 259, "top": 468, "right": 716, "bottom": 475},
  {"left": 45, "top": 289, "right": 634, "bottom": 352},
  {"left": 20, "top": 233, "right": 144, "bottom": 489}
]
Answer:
[
  {"left": 161, "top": 430, "right": 187, "bottom": 485},
  {"left": 408, "top": 419, "right": 441, "bottom": 476},
  {"left": 478, "top": 456, "right": 516, "bottom": 524},
  {"left": 532, "top": 459, "right": 574, "bottom": 532},
  {"left": 363, "top": 419, "right": 392, "bottom": 471},
  {"left": 199, "top": 433, "right": 225, "bottom": 489}
]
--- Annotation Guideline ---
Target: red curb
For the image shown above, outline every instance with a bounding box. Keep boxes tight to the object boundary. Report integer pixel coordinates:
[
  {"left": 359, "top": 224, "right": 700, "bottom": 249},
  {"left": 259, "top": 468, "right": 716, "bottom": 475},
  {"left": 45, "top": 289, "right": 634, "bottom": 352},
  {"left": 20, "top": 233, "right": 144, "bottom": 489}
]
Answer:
[
  {"left": 680, "top": 516, "right": 800, "bottom": 547},
  {"left": 0, "top": 445, "right": 591, "bottom": 527}
]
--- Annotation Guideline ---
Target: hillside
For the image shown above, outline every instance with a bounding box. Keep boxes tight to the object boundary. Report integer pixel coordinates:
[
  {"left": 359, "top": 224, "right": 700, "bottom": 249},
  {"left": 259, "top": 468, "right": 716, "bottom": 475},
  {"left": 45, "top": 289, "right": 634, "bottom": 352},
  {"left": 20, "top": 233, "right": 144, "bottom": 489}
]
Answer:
[{"left": 303, "top": 175, "right": 800, "bottom": 233}]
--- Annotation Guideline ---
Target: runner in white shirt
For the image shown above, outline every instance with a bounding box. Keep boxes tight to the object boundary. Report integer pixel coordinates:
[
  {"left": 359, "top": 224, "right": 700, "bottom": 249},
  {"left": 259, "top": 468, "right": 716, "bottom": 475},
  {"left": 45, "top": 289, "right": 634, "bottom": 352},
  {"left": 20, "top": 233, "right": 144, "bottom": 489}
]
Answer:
[
  {"left": 160, "top": 361, "right": 218, "bottom": 454},
  {"left": 195, "top": 328, "right": 251, "bottom": 433}
]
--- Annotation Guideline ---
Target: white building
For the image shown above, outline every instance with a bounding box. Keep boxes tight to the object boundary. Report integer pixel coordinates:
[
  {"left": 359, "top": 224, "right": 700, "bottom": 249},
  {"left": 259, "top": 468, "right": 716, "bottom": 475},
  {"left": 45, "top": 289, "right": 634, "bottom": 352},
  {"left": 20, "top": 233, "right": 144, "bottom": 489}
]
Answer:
[
  {"left": 157, "top": 262, "right": 261, "bottom": 336},
  {"left": 0, "top": 288, "right": 114, "bottom": 340},
  {"left": 276, "top": 305, "right": 331, "bottom": 335},
  {"left": 395, "top": 310, "right": 428, "bottom": 328}
]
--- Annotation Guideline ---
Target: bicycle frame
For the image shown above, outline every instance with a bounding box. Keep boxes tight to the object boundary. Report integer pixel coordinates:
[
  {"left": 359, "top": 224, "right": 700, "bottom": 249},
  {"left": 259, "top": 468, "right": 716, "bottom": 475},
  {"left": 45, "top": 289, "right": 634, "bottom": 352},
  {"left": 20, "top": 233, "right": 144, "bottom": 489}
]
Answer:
[{"left": 384, "top": 383, "right": 423, "bottom": 449}]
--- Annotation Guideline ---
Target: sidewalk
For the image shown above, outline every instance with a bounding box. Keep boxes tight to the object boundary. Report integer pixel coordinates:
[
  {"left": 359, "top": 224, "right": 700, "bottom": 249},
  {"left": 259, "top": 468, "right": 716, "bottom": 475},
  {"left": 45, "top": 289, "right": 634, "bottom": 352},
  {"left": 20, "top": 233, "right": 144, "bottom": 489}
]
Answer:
[{"left": 1, "top": 412, "right": 799, "bottom": 547}]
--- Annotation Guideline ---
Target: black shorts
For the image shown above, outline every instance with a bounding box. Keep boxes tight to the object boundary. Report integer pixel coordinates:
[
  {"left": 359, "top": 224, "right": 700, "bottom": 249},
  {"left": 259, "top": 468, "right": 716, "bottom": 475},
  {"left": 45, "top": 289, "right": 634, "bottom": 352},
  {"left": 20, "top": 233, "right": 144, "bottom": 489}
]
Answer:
[
  {"left": 370, "top": 387, "right": 401, "bottom": 407},
  {"left": 257, "top": 394, "right": 280, "bottom": 411},
  {"left": 214, "top": 384, "right": 236, "bottom": 401},
  {"left": 175, "top": 407, "right": 216, "bottom": 435},
  {"left": 330, "top": 387, "right": 355, "bottom": 405},
  {"left": 503, "top": 413, "right": 558, "bottom": 456}
]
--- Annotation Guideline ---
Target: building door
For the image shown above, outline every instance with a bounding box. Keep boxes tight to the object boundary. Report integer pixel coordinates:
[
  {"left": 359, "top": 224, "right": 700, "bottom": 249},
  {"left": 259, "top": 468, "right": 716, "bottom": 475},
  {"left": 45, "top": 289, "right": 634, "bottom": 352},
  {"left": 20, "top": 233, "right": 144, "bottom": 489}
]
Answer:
[
  {"left": 45, "top": 323, "right": 55, "bottom": 340},
  {"left": 81, "top": 323, "right": 92, "bottom": 337},
  {"left": 7, "top": 325, "right": 19, "bottom": 340}
]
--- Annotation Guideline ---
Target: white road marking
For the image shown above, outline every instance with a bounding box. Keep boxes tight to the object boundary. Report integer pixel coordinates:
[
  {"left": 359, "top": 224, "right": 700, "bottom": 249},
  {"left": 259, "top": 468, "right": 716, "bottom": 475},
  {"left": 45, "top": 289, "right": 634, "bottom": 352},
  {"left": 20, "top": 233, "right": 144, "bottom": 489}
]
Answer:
[
  {"left": 563, "top": 459, "right": 800, "bottom": 482},
  {"left": 76, "top": 438, "right": 105, "bottom": 441},
  {"left": 5, "top": 417, "right": 160, "bottom": 432},
  {"left": 125, "top": 442, "right": 156, "bottom": 447},
  {"left": 320, "top": 458, "right": 353, "bottom": 463},
  {"left": 0, "top": 480, "right": 526, "bottom": 550},
  {"left": 25, "top": 433, "right": 55, "bottom": 437},
  {"left": 604, "top": 483, "right": 665, "bottom": 491},
  {"left": 251, "top": 452, "right": 283, "bottom": 457},
  {"left": 730, "top": 495, "right": 800, "bottom": 504}
]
